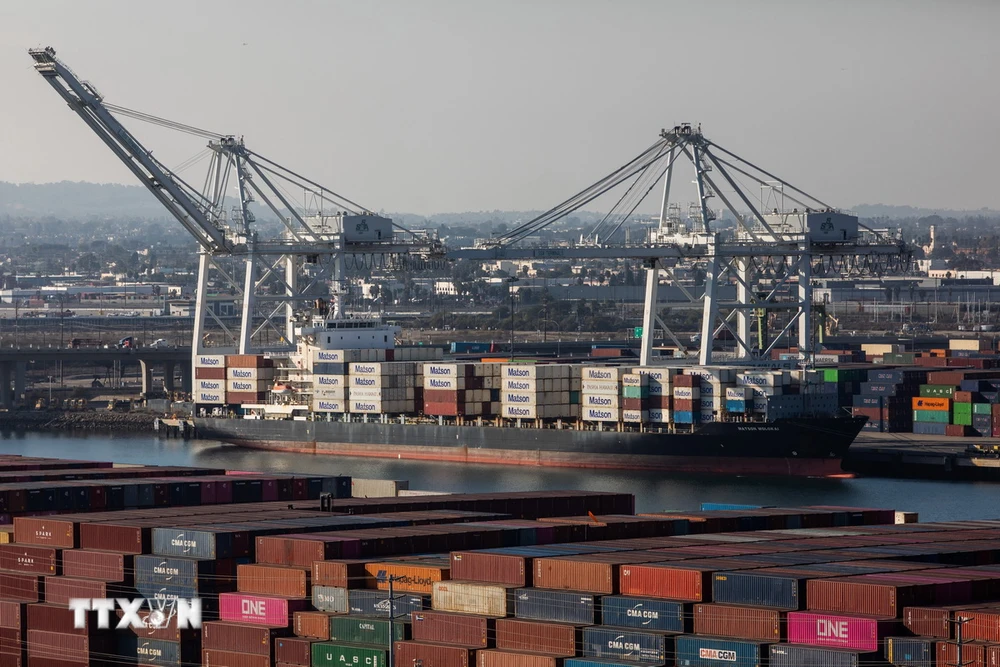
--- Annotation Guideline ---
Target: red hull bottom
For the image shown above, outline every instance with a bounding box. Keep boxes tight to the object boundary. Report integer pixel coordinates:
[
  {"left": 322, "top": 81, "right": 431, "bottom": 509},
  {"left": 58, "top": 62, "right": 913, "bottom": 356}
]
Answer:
[{"left": 220, "top": 438, "right": 850, "bottom": 477}]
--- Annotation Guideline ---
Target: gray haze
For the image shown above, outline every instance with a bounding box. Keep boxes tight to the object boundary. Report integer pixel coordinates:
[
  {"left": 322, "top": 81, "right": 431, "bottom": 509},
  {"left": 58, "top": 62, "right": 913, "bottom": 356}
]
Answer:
[{"left": 1, "top": 0, "right": 997, "bottom": 216}]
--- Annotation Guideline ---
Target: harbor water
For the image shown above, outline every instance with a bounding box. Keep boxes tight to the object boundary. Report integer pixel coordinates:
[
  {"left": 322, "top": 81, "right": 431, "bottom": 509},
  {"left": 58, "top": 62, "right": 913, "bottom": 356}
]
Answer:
[{"left": 0, "top": 430, "right": 997, "bottom": 521}]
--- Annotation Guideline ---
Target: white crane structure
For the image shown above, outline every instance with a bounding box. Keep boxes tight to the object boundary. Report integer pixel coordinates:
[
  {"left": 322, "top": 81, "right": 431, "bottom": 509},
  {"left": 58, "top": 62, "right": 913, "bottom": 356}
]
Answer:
[
  {"left": 28, "top": 46, "right": 443, "bottom": 359},
  {"left": 448, "top": 123, "right": 911, "bottom": 367},
  {"left": 30, "top": 47, "right": 910, "bottom": 371}
]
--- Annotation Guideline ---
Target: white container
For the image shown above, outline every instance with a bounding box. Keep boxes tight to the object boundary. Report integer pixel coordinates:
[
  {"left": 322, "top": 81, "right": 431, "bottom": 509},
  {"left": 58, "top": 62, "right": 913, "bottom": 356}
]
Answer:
[
  {"left": 648, "top": 409, "right": 670, "bottom": 423},
  {"left": 194, "top": 354, "right": 226, "bottom": 368},
  {"left": 312, "top": 398, "right": 346, "bottom": 412},
  {"left": 582, "top": 393, "right": 619, "bottom": 408},
  {"left": 581, "top": 366, "right": 625, "bottom": 382},
  {"left": 349, "top": 399, "right": 383, "bottom": 413},
  {"left": 349, "top": 387, "right": 383, "bottom": 400},
  {"left": 673, "top": 386, "right": 700, "bottom": 400},
  {"left": 502, "top": 365, "right": 537, "bottom": 380},
  {"left": 502, "top": 404, "right": 536, "bottom": 419},
  {"left": 433, "top": 581, "right": 510, "bottom": 617},
  {"left": 583, "top": 406, "right": 619, "bottom": 422},
  {"left": 226, "top": 367, "right": 275, "bottom": 381},
  {"left": 349, "top": 374, "right": 383, "bottom": 389},
  {"left": 226, "top": 379, "right": 270, "bottom": 394},
  {"left": 622, "top": 409, "right": 647, "bottom": 423},
  {"left": 502, "top": 391, "right": 536, "bottom": 406},
  {"left": 195, "top": 390, "right": 225, "bottom": 404},
  {"left": 196, "top": 379, "right": 225, "bottom": 393},
  {"left": 424, "top": 376, "right": 465, "bottom": 390},
  {"left": 424, "top": 363, "right": 460, "bottom": 377},
  {"left": 581, "top": 381, "right": 619, "bottom": 395},
  {"left": 726, "top": 387, "right": 752, "bottom": 400},
  {"left": 622, "top": 374, "right": 648, "bottom": 387},
  {"left": 349, "top": 362, "right": 383, "bottom": 376},
  {"left": 314, "top": 374, "right": 346, "bottom": 388},
  {"left": 313, "top": 386, "right": 347, "bottom": 400},
  {"left": 647, "top": 381, "right": 668, "bottom": 396}
]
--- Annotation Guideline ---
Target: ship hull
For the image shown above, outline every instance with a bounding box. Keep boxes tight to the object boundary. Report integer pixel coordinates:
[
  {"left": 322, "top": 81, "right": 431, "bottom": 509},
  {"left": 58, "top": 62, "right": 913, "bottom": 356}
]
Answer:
[{"left": 194, "top": 416, "right": 865, "bottom": 477}]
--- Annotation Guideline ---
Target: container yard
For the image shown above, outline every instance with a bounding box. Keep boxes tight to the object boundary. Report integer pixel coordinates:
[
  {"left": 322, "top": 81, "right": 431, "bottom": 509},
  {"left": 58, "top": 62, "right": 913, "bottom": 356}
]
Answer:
[{"left": 5, "top": 456, "right": 1000, "bottom": 666}]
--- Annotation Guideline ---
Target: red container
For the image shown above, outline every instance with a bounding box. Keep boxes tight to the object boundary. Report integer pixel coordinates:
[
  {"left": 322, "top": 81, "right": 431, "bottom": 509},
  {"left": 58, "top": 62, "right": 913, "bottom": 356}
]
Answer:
[
  {"left": 203, "top": 648, "right": 271, "bottom": 667},
  {"left": 79, "top": 522, "right": 149, "bottom": 554},
  {"left": 258, "top": 535, "right": 362, "bottom": 567},
  {"left": 219, "top": 593, "right": 308, "bottom": 626},
  {"left": 451, "top": 552, "right": 531, "bottom": 587},
  {"left": 937, "top": 640, "right": 990, "bottom": 667},
  {"left": 237, "top": 564, "right": 310, "bottom": 598},
  {"left": 202, "top": 620, "right": 288, "bottom": 655},
  {"left": 12, "top": 518, "right": 76, "bottom": 548},
  {"left": 0, "top": 601, "right": 23, "bottom": 630},
  {"left": 411, "top": 611, "right": 494, "bottom": 648},
  {"left": 61, "top": 550, "right": 133, "bottom": 584},
  {"left": 533, "top": 555, "right": 649, "bottom": 595},
  {"left": 961, "top": 608, "right": 1000, "bottom": 642},
  {"left": 0, "top": 574, "right": 41, "bottom": 602},
  {"left": 619, "top": 563, "right": 712, "bottom": 601},
  {"left": 25, "top": 629, "right": 109, "bottom": 662},
  {"left": 275, "top": 636, "right": 314, "bottom": 665},
  {"left": 478, "top": 650, "right": 563, "bottom": 667},
  {"left": 226, "top": 391, "right": 269, "bottom": 403},
  {"left": 293, "top": 611, "right": 332, "bottom": 640},
  {"left": 495, "top": 619, "right": 578, "bottom": 657},
  {"left": 787, "top": 611, "right": 900, "bottom": 652},
  {"left": 673, "top": 399, "right": 696, "bottom": 412},
  {"left": 394, "top": 641, "right": 477, "bottom": 667},
  {"left": 0, "top": 627, "right": 20, "bottom": 667},
  {"left": 904, "top": 605, "right": 975, "bottom": 639},
  {"left": 25, "top": 604, "right": 89, "bottom": 635},
  {"left": 42, "top": 576, "right": 109, "bottom": 606},
  {"left": 693, "top": 603, "right": 784, "bottom": 642},
  {"left": 674, "top": 375, "right": 697, "bottom": 387},
  {"left": 806, "top": 577, "right": 936, "bottom": 617},
  {"left": 0, "top": 545, "right": 58, "bottom": 576},
  {"left": 196, "top": 367, "right": 227, "bottom": 379},
  {"left": 311, "top": 560, "right": 371, "bottom": 588}
]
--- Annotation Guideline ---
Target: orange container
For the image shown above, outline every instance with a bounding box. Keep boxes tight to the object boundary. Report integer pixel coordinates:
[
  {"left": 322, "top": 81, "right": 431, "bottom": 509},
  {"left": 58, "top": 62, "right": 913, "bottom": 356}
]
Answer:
[
  {"left": 366, "top": 561, "right": 450, "bottom": 594},
  {"left": 912, "top": 397, "right": 950, "bottom": 411}
]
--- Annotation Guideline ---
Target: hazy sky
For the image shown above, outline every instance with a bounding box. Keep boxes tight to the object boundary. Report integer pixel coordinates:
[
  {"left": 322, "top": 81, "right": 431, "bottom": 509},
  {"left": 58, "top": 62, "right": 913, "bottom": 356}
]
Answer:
[{"left": 1, "top": 1, "right": 997, "bottom": 215}]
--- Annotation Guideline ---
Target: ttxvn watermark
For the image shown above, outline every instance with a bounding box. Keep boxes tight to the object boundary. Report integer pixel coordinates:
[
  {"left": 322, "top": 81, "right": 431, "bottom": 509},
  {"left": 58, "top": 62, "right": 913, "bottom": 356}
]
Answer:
[{"left": 69, "top": 598, "right": 202, "bottom": 630}]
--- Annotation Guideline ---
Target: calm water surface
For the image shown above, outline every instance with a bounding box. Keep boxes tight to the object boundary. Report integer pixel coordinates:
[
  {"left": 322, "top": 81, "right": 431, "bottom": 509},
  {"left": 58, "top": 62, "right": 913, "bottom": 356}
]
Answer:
[{"left": 2, "top": 431, "right": 998, "bottom": 521}]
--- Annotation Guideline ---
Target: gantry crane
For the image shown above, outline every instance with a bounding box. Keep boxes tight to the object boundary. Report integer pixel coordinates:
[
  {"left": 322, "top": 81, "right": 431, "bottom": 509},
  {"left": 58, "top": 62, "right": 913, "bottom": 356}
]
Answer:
[{"left": 28, "top": 46, "right": 443, "bottom": 358}]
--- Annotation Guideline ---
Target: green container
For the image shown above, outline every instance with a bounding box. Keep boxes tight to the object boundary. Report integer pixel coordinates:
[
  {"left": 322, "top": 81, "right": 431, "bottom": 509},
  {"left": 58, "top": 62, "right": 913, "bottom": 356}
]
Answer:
[
  {"left": 953, "top": 403, "right": 973, "bottom": 416},
  {"left": 974, "top": 403, "right": 993, "bottom": 415},
  {"left": 328, "top": 617, "right": 410, "bottom": 649},
  {"left": 622, "top": 386, "right": 648, "bottom": 399},
  {"left": 822, "top": 369, "right": 840, "bottom": 383},
  {"left": 569, "top": 391, "right": 580, "bottom": 404},
  {"left": 914, "top": 410, "right": 950, "bottom": 424},
  {"left": 312, "top": 642, "right": 388, "bottom": 667},
  {"left": 953, "top": 412, "right": 973, "bottom": 426},
  {"left": 920, "top": 385, "right": 956, "bottom": 398}
]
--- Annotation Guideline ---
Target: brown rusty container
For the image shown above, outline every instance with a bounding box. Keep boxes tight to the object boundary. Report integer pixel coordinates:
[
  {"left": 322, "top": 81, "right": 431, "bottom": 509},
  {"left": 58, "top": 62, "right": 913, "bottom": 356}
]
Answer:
[
  {"left": 26, "top": 604, "right": 89, "bottom": 635},
  {"left": 806, "top": 577, "right": 935, "bottom": 617},
  {"left": 0, "top": 545, "right": 58, "bottom": 576},
  {"left": 394, "top": 641, "right": 477, "bottom": 667},
  {"left": 495, "top": 619, "right": 579, "bottom": 657},
  {"left": 237, "top": 564, "right": 310, "bottom": 598},
  {"left": 202, "top": 648, "right": 272, "bottom": 667},
  {"left": 42, "top": 576, "right": 111, "bottom": 607},
  {"left": 79, "top": 522, "right": 149, "bottom": 554},
  {"left": 903, "top": 605, "right": 982, "bottom": 639},
  {"left": 25, "top": 629, "right": 111, "bottom": 662},
  {"left": 202, "top": 620, "right": 288, "bottom": 656},
  {"left": 62, "top": 550, "right": 133, "bottom": 584},
  {"left": 936, "top": 640, "right": 990, "bottom": 667},
  {"left": 961, "top": 608, "right": 1000, "bottom": 642},
  {"left": 312, "top": 560, "right": 372, "bottom": 589},
  {"left": 478, "top": 650, "right": 563, "bottom": 667},
  {"left": 411, "top": 610, "right": 495, "bottom": 648},
  {"left": 534, "top": 554, "right": 671, "bottom": 595},
  {"left": 450, "top": 552, "right": 531, "bottom": 587},
  {"left": 366, "top": 562, "right": 449, "bottom": 595},
  {"left": 619, "top": 563, "right": 714, "bottom": 601},
  {"left": 0, "top": 573, "right": 41, "bottom": 602},
  {"left": 196, "top": 367, "right": 227, "bottom": 380},
  {"left": 0, "top": 627, "right": 21, "bottom": 667},
  {"left": 693, "top": 603, "right": 785, "bottom": 641},
  {"left": 257, "top": 535, "right": 360, "bottom": 567},
  {"left": 293, "top": 611, "right": 333, "bottom": 640},
  {"left": 0, "top": 600, "right": 24, "bottom": 630},
  {"left": 275, "top": 636, "right": 314, "bottom": 665},
  {"left": 12, "top": 518, "right": 76, "bottom": 548}
]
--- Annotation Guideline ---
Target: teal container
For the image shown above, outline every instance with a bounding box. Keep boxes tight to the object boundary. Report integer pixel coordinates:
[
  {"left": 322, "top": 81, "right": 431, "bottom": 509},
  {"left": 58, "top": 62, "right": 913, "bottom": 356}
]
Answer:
[
  {"left": 913, "top": 410, "right": 949, "bottom": 424},
  {"left": 623, "top": 386, "right": 648, "bottom": 399},
  {"left": 974, "top": 403, "right": 992, "bottom": 415}
]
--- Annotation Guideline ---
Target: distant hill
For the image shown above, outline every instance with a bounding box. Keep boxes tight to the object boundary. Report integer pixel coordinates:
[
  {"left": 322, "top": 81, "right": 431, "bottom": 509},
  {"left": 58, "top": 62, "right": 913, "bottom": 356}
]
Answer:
[{"left": 852, "top": 203, "right": 1000, "bottom": 219}]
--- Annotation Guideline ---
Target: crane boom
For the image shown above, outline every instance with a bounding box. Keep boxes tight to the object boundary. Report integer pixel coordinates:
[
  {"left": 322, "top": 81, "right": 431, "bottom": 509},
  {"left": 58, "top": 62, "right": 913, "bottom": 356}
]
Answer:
[{"left": 29, "top": 46, "right": 232, "bottom": 253}]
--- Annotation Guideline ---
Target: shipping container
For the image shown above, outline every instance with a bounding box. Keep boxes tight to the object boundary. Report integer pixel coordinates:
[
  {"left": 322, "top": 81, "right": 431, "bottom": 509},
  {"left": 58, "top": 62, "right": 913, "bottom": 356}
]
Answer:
[
  {"left": 411, "top": 610, "right": 495, "bottom": 648},
  {"left": 275, "top": 636, "right": 314, "bottom": 666},
  {"left": 566, "top": 660, "right": 661, "bottom": 667},
  {"left": 291, "top": 611, "right": 332, "bottom": 640},
  {"left": 711, "top": 571, "right": 804, "bottom": 610},
  {"left": 693, "top": 603, "right": 783, "bottom": 642},
  {"left": 451, "top": 551, "right": 533, "bottom": 587},
  {"left": 674, "top": 635, "right": 768, "bottom": 667},
  {"left": 328, "top": 615, "right": 410, "bottom": 648},
  {"left": 202, "top": 620, "right": 287, "bottom": 656},
  {"left": 600, "top": 596, "right": 686, "bottom": 634},
  {"left": 936, "top": 640, "right": 990, "bottom": 667},
  {"left": 787, "top": 611, "right": 900, "bottom": 652},
  {"left": 515, "top": 589, "right": 598, "bottom": 625},
  {"left": 806, "top": 578, "right": 932, "bottom": 617},
  {"left": 367, "top": 561, "right": 450, "bottom": 594},
  {"left": 433, "top": 581, "right": 515, "bottom": 617},
  {"left": 62, "top": 550, "right": 133, "bottom": 584},
  {"left": 495, "top": 618, "right": 580, "bottom": 657},
  {"left": 581, "top": 626, "right": 670, "bottom": 664},
  {"left": 394, "top": 641, "right": 477, "bottom": 667},
  {"left": 885, "top": 637, "right": 933, "bottom": 667},
  {"left": 312, "top": 586, "right": 349, "bottom": 614},
  {"left": 312, "top": 560, "right": 371, "bottom": 588},
  {"left": 0, "top": 544, "right": 58, "bottom": 576},
  {"left": 202, "top": 648, "right": 271, "bottom": 667},
  {"left": 349, "top": 589, "right": 428, "bottom": 618},
  {"left": 769, "top": 643, "right": 880, "bottom": 667},
  {"left": 478, "top": 649, "right": 564, "bottom": 667},
  {"left": 218, "top": 593, "right": 308, "bottom": 626},
  {"left": 237, "top": 563, "right": 310, "bottom": 598},
  {"left": 116, "top": 635, "right": 201, "bottom": 666},
  {"left": 620, "top": 563, "right": 712, "bottom": 601}
]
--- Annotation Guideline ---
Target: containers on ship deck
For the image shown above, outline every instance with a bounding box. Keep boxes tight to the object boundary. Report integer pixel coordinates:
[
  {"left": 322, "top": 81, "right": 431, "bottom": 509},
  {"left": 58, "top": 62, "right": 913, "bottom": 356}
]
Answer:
[
  {"left": 394, "top": 640, "right": 477, "bottom": 667},
  {"left": 885, "top": 636, "right": 934, "bottom": 667},
  {"left": 601, "top": 596, "right": 687, "bottom": 634},
  {"left": 787, "top": 611, "right": 901, "bottom": 652},
  {"left": 674, "top": 635, "right": 769, "bottom": 667},
  {"left": 514, "top": 588, "right": 598, "bottom": 625},
  {"left": 328, "top": 615, "right": 411, "bottom": 648},
  {"left": 495, "top": 618, "right": 581, "bottom": 657},
  {"left": 581, "top": 626, "right": 671, "bottom": 664},
  {"left": 693, "top": 603, "right": 784, "bottom": 642}
]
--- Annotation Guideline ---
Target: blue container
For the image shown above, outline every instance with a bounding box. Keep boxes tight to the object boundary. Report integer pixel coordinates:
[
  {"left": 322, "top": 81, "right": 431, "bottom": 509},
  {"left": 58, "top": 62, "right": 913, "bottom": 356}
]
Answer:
[
  {"left": 912, "top": 422, "right": 948, "bottom": 436},
  {"left": 675, "top": 636, "right": 768, "bottom": 667},
  {"left": 347, "top": 590, "right": 428, "bottom": 618},
  {"left": 515, "top": 589, "right": 598, "bottom": 625},
  {"left": 134, "top": 555, "right": 244, "bottom": 592},
  {"left": 711, "top": 571, "right": 804, "bottom": 610},
  {"left": 581, "top": 626, "right": 671, "bottom": 664},
  {"left": 312, "top": 362, "right": 347, "bottom": 374},
  {"left": 567, "top": 660, "right": 660, "bottom": 667},
  {"left": 852, "top": 395, "right": 882, "bottom": 407},
  {"left": 135, "top": 581, "right": 200, "bottom": 600},
  {"left": 725, "top": 400, "right": 748, "bottom": 413},
  {"left": 151, "top": 527, "right": 243, "bottom": 559},
  {"left": 673, "top": 411, "right": 700, "bottom": 424},
  {"left": 885, "top": 637, "right": 934, "bottom": 667},
  {"left": 700, "top": 503, "right": 763, "bottom": 511},
  {"left": 770, "top": 644, "right": 878, "bottom": 667},
  {"left": 117, "top": 636, "right": 199, "bottom": 667},
  {"left": 600, "top": 596, "right": 687, "bottom": 633}
]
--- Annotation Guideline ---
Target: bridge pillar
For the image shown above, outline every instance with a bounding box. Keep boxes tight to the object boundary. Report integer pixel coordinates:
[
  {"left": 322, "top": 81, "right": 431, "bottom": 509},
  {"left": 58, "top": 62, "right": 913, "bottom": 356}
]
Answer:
[
  {"left": 139, "top": 360, "right": 153, "bottom": 397},
  {"left": 0, "top": 363, "right": 11, "bottom": 410},
  {"left": 163, "top": 361, "right": 176, "bottom": 393},
  {"left": 14, "top": 363, "right": 26, "bottom": 406},
  {"left": 179, "top": 361, "right": 192, "bottom": 394}
]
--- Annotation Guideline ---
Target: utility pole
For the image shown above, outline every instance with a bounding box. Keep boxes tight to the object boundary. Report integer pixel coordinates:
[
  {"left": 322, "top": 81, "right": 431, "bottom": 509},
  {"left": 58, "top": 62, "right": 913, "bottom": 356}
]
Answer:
[
  {"left": 507, "top": 277, "right": 517, "bottom": 358},
  {"left": 377, "top": 571, "right": 402, "bottom": 667},
  {"left": 949, "top": 615, "right": 974, "bottom": 667}
]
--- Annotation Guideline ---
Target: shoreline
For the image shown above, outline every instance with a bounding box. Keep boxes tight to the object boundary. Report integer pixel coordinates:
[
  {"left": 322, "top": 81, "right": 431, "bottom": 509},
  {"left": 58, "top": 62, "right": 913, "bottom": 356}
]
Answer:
[{"left": 0, "top": 410, "right": 158, "bottom": 432}]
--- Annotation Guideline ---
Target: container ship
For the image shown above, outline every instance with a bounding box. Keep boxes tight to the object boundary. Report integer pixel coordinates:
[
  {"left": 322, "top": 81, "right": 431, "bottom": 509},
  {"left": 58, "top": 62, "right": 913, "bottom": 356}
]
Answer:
[{"left": 191, "top": 314, "right": 865, "bottom": 477}]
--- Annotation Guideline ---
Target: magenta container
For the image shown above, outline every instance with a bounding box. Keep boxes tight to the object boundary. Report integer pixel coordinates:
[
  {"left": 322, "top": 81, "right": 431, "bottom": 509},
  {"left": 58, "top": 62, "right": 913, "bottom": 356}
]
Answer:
[
  {"left": 218, "top": 592, "right": 308, "bottom": 626},
  {"left": 787, "top": 611, "right": 900, "bottom": 652}
]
